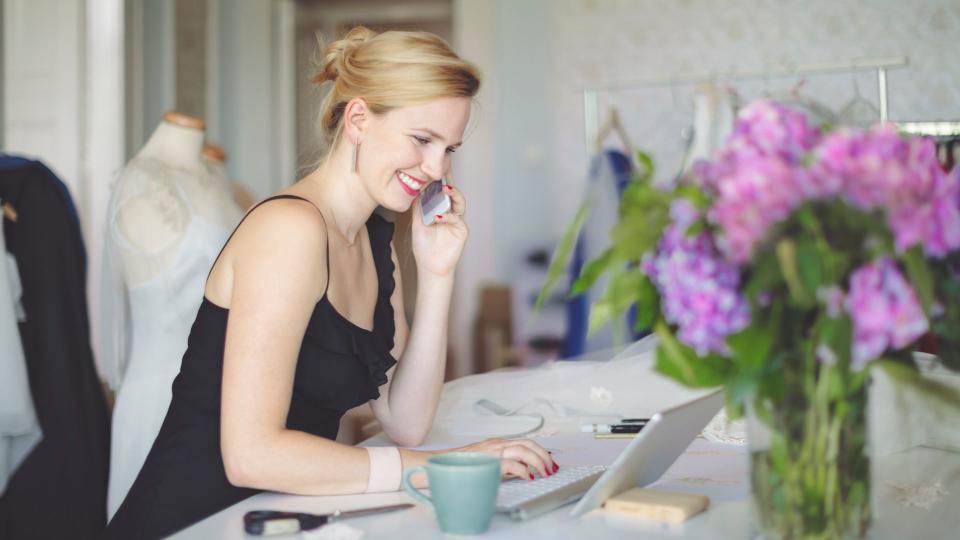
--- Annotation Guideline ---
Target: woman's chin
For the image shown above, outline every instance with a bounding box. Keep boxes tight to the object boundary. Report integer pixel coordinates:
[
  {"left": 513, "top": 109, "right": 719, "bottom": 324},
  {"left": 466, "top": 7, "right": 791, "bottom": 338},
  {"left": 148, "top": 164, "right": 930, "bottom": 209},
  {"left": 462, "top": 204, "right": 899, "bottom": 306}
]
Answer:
[{"left": 380, "top": 196, "right": 416, "bottom": 214}]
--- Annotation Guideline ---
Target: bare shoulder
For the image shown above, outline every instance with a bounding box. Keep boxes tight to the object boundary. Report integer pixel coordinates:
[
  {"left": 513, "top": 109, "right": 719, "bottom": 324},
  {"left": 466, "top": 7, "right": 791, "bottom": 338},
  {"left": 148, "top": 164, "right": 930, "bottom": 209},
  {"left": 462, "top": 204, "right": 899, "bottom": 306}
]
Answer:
[
  {"left": 235, "top": 197, "right": 328, "bottom": 246},
  {"left": 207, "top": 197, "right": 329, "bottom": 305}
]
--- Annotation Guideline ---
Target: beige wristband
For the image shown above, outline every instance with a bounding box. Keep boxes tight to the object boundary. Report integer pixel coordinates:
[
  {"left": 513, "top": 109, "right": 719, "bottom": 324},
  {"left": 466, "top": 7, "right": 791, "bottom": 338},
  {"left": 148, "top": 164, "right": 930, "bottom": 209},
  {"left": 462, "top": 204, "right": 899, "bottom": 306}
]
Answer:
[{"left": 365, "top": 446, "right": 402, "bottom": 493}]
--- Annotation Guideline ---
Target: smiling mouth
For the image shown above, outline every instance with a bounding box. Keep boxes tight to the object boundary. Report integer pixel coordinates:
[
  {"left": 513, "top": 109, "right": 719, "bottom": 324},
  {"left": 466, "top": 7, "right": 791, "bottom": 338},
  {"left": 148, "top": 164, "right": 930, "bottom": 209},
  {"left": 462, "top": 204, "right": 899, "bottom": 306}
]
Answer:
[{"left": 397, "top": 170, "right": 426, "bottom": 195}]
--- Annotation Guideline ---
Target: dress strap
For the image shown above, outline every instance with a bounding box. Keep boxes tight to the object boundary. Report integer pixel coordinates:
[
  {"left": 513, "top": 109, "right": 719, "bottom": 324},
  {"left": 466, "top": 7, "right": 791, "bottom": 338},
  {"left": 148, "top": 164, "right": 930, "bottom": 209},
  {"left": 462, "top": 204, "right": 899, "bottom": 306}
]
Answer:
[{"left": 205, "top": 194, "right": 331, "bottom": 294}]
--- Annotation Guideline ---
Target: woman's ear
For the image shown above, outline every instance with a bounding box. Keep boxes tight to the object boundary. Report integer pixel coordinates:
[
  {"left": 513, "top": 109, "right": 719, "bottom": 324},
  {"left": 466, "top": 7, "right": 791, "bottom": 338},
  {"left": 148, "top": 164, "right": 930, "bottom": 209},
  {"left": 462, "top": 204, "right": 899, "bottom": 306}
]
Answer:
[{"left": 342, "top": 97, "right": 369, "bottom": 144}]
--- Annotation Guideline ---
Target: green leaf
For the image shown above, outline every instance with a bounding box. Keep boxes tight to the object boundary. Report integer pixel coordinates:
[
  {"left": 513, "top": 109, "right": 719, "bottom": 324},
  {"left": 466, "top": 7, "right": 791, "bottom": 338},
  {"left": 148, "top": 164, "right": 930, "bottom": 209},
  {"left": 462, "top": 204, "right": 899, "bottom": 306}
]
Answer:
[
  {"left": 817, "top": 313, "right": 853, "bottom": 370},
  {"left": 634, "top": 150, "right": 654, "bottom": 184},
  {"left": 675, "top": 184, "right": 711, "bottom": 211},
  {"left": 609, "top": 187, "right": 671, "bottom": 260},
  {"left": 744, "top": 252, "right": 782, "bottom": 304},
  {"left": 570, "top": 249, "right": 615, "bottom": 296},
  {"left": 633, "top": 276, "right": 660, "bottom": 332},
  {"left": 654, "top": 320, "right": 729, "bottom": 387},
  {"left": 795, "top": 237, "right": 822, "bottom": 297},
  {"left": 876, "top": 359, "right": 960, "bottom": 410},
  {"left": 685, "top": 219, "right": 706, "bottom": 238},
  {"left": 534, "top": 199, "right": 592, "bottom": 312},
  {"left": 776, "top": 239, "right": 814, "bottom": 306},
  {"left": 900, "top": 245, "right": 934, "bottom": 315},
  {"left": 587, "top": 300, "right": 615, "bottom": 337},
  {"left": 794, "top": 204, "right": 819, "bottom": 233},
  {"left": 587, "top": 269, "right": 645, "bottom": 335},
  {"left": 724, "top": 368, "right": 756, "bottom": 418},
  {"left": 727, "top": 323, "right": 774, "bottom": 370}
]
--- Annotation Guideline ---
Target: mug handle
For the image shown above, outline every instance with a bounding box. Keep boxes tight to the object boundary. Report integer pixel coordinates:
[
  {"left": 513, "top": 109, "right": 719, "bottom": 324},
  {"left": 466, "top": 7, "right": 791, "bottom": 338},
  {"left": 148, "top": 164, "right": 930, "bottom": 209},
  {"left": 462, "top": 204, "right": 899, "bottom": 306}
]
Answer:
[{"left": 402, "top": 466, "right": 434, "bottom": 512}]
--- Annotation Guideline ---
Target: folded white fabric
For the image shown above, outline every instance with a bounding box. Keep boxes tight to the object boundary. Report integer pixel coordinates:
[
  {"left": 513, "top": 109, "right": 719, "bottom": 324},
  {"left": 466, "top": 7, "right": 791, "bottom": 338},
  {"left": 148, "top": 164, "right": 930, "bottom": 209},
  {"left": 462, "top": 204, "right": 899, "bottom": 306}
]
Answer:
[
  {"left": 0, "top": 229, "right": 42, "bottom": 495},
  {"left": 301, "top": 522, "right": 365, "bottom": 540},
  {"left": 421, "top": 336, "right": 712, "bottom": 445}
]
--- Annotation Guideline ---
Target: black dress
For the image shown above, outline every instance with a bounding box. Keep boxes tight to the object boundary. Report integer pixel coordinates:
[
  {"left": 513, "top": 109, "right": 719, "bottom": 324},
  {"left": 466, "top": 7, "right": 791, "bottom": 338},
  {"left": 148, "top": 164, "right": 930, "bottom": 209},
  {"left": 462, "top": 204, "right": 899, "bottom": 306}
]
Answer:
[{"left": 104, "top": 195, "right": 398, "bottom": 539}]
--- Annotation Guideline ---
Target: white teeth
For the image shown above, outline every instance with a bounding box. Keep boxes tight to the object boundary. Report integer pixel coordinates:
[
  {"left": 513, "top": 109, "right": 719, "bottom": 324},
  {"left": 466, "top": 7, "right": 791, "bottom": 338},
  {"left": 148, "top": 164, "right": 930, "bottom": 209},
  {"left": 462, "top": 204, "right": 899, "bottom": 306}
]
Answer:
[{"left": 398, "top": 171, "right": 423, "bottom": 191}]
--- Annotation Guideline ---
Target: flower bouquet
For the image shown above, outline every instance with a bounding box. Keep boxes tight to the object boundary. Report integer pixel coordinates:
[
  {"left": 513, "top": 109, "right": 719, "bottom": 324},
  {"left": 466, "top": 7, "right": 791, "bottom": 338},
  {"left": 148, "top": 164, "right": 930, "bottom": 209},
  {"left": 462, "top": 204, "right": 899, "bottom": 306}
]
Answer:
[{"left": 545, "top": 100, "right": 960, "bottom": 538}]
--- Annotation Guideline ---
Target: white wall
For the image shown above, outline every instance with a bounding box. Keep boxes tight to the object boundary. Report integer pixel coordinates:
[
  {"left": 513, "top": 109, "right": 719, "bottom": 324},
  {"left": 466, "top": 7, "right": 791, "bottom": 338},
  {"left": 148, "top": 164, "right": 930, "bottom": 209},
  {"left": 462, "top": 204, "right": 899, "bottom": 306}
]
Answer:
[
  {"left": 2, "top": 0, "right": 85, "bottom": 196},
  {"left": 491, "top": 0, "right": 554, "bottom": 279},
  {"left": 212, "top": 0, "right": 296, "bottom": 199},
  {"left": 450, "top": 0, "right": 497, "bottom": 377}
]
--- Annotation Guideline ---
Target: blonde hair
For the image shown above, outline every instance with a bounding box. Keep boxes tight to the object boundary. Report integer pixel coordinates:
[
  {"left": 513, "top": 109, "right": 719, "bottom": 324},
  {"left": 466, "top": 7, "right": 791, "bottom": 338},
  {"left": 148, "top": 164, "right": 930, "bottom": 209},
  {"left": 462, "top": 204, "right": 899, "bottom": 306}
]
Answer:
[
  {"left": 312, "top": 27, "right": 481, "bottom": 322},
  {"left": 312, "top": 26, "right": 481, "bottom": 148}
]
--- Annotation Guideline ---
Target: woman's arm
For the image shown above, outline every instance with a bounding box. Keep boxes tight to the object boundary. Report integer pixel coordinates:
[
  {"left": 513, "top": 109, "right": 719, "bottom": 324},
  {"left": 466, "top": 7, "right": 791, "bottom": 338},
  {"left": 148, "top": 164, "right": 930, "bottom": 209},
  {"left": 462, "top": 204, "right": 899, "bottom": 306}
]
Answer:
[
  {"left": 370, "top": 183, "right": 474, "bottom": 446},
  {"left": 369, "top": 243, "right": 450, "bottom": 446},
  {"left": 217, "top": 200, "right": 432, "bottom": 494}
]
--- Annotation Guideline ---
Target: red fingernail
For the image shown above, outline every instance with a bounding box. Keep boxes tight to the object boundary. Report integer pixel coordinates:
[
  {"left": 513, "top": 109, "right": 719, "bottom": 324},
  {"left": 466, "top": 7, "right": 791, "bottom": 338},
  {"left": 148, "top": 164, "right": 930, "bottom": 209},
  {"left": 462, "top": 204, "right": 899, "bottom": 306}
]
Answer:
[
  {"left": 443, "top": 185, "right": 452, "bottom": 191},
  {"left": 553, "top": 463, "right": 559, "bottom": 473},
  {"left": 435, "top": 214, "right": 443, "bottom": 220},
  {"left": 529, "top": 474, "right": 534, "bottom": 481}
]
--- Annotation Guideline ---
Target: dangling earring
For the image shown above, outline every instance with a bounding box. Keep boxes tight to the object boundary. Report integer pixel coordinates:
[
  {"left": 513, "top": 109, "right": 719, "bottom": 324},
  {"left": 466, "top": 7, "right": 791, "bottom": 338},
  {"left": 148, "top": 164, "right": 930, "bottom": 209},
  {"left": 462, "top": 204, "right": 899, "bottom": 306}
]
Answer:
[{"left": 352, "top": 140, "right": 360, "bottom": 173}]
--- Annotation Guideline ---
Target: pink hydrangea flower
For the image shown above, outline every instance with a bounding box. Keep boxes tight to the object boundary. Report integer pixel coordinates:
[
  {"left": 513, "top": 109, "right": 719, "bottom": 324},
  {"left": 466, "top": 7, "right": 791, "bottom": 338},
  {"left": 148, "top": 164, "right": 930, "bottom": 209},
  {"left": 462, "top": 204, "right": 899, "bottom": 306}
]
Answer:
[
  {"left": 694, "top": 100, "right": 821, "bottom": 263},
  {"left": 846, "top": 258, "right": 929, "bottom": 369},
  {"left": 710, "top": 155, "right": 801, "bottom": 263},
  {"left": 816, "top": 127, "right": 960, "bottom": 257},
  {"left": 643, "top": 200, "right": 751, "bottom": 356}
]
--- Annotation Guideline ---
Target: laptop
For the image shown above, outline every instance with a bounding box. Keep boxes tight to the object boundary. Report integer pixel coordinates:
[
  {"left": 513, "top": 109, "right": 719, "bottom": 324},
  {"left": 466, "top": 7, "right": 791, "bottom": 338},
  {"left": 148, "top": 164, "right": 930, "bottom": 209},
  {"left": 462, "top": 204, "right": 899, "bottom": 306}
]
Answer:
[{"left": 495, "top": 389, "right": 724, "bottom": 520}]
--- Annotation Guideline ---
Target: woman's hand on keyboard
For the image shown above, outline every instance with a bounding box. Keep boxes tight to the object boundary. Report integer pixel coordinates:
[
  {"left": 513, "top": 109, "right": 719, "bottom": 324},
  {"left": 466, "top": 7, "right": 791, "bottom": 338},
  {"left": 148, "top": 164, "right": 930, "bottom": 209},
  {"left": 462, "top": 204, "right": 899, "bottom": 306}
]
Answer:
[{"left": 450, "top": 438, "right": 559, "bottom": 480}]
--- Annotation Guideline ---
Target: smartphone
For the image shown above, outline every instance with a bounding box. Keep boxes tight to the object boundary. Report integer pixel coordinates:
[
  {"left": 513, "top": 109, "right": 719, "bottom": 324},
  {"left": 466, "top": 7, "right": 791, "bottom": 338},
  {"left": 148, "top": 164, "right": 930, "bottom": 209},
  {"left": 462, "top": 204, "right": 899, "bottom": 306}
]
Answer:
[{"left": 419, "top": 177, "right": 451, "bottom": 226}]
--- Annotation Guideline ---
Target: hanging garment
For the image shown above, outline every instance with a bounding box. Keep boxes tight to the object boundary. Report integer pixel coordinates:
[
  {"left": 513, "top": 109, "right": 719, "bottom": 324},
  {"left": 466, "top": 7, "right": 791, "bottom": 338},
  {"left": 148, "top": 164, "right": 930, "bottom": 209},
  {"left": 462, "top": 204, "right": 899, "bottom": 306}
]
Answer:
[
  {"left": 682, "top": 84, "right": 736, "bottom": 174},
  {"left": 103, "top": 183, "right": 233, "bottom": 519},
  {"left": 563, "top": 149, "right": 635, "bottom": 358},
  {"left": 0, "top": 155, "right": 85, "bottom": 262},
  {"left": 0, "top": 160, "right": 111, "bottom": 540},
  {"left": 0, "top": 208, "right": 42, "bottom": 497},
  {"left": 104, "top": 195, "right": 399, "bottom": 539}
]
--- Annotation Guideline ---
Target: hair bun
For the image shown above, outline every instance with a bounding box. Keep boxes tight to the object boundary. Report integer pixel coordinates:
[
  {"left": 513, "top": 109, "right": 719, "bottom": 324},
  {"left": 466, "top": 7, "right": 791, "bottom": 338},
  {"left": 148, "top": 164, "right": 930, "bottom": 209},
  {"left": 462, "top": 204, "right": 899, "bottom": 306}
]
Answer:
[{"left": 312, "top": 26, "right": 377, "bottom": 86}]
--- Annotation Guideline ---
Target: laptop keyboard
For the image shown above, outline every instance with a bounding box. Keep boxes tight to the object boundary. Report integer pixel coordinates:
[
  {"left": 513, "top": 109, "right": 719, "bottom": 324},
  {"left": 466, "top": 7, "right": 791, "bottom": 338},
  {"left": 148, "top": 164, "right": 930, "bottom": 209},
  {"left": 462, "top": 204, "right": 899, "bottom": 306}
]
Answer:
[{"left": 496, "top": 465, "right": 608, "bottom": 520}]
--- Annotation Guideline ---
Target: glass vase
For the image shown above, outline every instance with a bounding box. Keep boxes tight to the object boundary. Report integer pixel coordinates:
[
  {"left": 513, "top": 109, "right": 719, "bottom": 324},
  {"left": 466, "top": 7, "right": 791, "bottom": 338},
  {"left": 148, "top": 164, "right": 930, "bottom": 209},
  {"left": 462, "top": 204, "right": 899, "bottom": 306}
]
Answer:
[{"left": 745, "top": 366, "right": 872, "bottom": 540}]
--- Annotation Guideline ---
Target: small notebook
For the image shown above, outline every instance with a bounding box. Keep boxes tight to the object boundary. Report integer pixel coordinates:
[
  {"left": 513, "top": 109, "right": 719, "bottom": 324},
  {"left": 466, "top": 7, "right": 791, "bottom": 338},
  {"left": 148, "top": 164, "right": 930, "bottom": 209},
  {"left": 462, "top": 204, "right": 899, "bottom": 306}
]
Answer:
[{"left": 603, "top": 487, "right": 709, "bottom": 523}]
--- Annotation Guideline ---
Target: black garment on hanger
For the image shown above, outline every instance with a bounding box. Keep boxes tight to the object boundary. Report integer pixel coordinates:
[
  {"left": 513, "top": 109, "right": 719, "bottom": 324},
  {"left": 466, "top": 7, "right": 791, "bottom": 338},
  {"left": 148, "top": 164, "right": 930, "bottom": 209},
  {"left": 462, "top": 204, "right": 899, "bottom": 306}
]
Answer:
[
  {"left": 104, "top": 195, "right": 398, "bottom": 539},
  {"left": 0, "top": 161, "right": 111, "bottom": 540}
]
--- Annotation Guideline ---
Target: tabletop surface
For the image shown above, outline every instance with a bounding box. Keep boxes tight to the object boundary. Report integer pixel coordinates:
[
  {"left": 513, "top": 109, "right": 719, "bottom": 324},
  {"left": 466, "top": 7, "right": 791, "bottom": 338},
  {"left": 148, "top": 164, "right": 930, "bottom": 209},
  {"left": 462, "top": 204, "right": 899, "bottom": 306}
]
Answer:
[{"left": 171, "top": 340, "right": 960, "bottom": 539}]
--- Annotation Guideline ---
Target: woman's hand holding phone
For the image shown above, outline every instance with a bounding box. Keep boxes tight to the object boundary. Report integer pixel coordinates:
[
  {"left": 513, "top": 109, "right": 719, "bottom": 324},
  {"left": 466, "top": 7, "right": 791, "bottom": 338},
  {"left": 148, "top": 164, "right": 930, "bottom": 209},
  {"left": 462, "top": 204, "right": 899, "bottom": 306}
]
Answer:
[
  {"left": 412, "top": 177, "right": 467, "bottom": 278},
  {"left": 420, "top": 177, "right": 451, "bottom": 226}
]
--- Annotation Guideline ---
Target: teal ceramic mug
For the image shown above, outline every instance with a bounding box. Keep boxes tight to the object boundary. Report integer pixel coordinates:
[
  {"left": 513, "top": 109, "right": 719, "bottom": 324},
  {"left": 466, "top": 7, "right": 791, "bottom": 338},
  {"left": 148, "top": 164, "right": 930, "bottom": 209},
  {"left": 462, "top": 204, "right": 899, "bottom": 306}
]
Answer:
[{"left": 402, "top": 452, "right": 501, "bottom": 535}]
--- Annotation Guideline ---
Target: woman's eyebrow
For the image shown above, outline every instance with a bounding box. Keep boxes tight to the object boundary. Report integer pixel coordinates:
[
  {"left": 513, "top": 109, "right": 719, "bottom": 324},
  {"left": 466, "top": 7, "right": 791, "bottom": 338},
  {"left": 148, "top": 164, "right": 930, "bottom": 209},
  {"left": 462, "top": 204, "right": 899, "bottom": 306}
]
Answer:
[{"left": 413, "top": 127, "right": 462, "bottom": 147}]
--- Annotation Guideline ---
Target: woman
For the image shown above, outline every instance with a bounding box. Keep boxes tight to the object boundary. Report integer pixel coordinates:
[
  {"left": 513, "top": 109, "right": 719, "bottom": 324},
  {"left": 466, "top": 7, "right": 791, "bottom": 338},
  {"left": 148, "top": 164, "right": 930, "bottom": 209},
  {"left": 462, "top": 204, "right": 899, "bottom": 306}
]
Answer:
[{"left": 105, "top": 26, "right": 556, "bottom": 539}]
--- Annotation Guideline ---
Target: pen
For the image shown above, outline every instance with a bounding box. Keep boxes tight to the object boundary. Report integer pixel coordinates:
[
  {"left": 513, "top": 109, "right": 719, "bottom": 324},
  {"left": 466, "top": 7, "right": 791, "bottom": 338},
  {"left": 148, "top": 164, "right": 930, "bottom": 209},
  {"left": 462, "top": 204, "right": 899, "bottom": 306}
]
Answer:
[
  {"left": 594, "top": 432, "right": 640, "bottom": 439},
  {"left": 580, "top": 423, "right": 646, "bottom": 434}
]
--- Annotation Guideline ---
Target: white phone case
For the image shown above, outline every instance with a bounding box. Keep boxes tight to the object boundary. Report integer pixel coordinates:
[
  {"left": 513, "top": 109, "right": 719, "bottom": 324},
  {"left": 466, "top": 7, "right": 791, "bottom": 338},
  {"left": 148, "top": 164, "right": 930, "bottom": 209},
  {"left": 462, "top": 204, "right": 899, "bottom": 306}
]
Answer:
[{"left": 420, "top": 178, "right": 451, "bottom": 225}]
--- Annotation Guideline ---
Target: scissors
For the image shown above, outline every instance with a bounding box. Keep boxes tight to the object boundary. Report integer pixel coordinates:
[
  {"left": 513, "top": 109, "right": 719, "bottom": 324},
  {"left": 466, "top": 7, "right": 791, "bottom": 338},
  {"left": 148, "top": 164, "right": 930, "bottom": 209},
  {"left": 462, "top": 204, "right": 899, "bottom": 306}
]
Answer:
[{"left": 244, "top": 503, "right": 414, "bottom": 535}]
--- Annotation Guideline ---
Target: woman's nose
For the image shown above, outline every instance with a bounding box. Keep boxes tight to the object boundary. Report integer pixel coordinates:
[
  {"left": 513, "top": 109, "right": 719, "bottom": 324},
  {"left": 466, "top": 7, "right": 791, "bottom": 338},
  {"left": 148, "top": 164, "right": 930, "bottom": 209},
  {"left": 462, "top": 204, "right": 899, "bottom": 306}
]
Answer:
[{"left": 421, "top": 150, "right": 447, "bottom": 181}]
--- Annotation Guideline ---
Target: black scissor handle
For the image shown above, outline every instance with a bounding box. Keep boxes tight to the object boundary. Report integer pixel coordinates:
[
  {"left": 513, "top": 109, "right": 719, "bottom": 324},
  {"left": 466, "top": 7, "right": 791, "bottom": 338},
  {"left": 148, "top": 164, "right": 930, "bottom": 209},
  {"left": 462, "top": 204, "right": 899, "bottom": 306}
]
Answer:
[{"left": 244, "top": 510, "right": 328, "bottom": 536}]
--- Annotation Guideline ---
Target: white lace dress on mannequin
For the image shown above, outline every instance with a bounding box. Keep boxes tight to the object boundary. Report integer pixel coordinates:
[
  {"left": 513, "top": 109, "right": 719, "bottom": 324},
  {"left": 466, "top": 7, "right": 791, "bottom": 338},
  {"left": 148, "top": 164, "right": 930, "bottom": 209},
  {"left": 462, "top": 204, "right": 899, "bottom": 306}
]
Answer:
[{"left": 101, "top": 130, "right": 242, "bottom": 519}]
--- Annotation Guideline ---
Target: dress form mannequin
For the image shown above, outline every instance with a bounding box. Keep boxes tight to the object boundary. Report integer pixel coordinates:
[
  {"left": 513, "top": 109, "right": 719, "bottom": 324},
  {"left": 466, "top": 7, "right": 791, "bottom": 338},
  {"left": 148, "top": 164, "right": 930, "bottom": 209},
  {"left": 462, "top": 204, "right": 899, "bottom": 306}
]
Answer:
[
  {"left": 114, "top": 112, "right": 239, "bottom": 285},
  {"left": 202, "top": 142, "right": 256, "bottom": 212},
  {"left": 102, "top": 112, "right": 241, "bottom": 519}
]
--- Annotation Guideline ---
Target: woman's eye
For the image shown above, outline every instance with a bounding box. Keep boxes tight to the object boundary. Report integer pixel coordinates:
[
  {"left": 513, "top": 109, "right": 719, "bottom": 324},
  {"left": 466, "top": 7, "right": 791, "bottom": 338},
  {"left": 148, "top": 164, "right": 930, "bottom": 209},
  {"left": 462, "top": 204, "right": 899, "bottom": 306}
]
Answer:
[
  {"left": 413, "top": 136, "right": 430, "bottom": 145},
  {"left": 445, "top": 147, "right": 457, "bottom": 154}
]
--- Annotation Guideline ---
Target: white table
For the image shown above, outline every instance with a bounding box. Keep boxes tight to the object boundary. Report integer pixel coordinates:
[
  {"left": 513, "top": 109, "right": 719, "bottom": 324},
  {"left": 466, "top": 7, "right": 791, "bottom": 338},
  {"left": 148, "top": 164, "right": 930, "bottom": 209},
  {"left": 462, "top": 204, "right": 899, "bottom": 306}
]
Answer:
[{"left": 172, "top": 341, "right": 960, "bottom": 539}]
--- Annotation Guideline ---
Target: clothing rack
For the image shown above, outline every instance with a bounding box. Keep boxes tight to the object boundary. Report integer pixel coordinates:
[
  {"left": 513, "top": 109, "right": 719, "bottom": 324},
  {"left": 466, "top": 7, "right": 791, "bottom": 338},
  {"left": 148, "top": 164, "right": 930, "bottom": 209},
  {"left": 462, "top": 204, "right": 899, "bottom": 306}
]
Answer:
[
  {"left": 896, "top": 121, "right": 960, "bottom": 139},
  {"left": 582, "top": 56, "right": 909, "bottom": 155}
]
